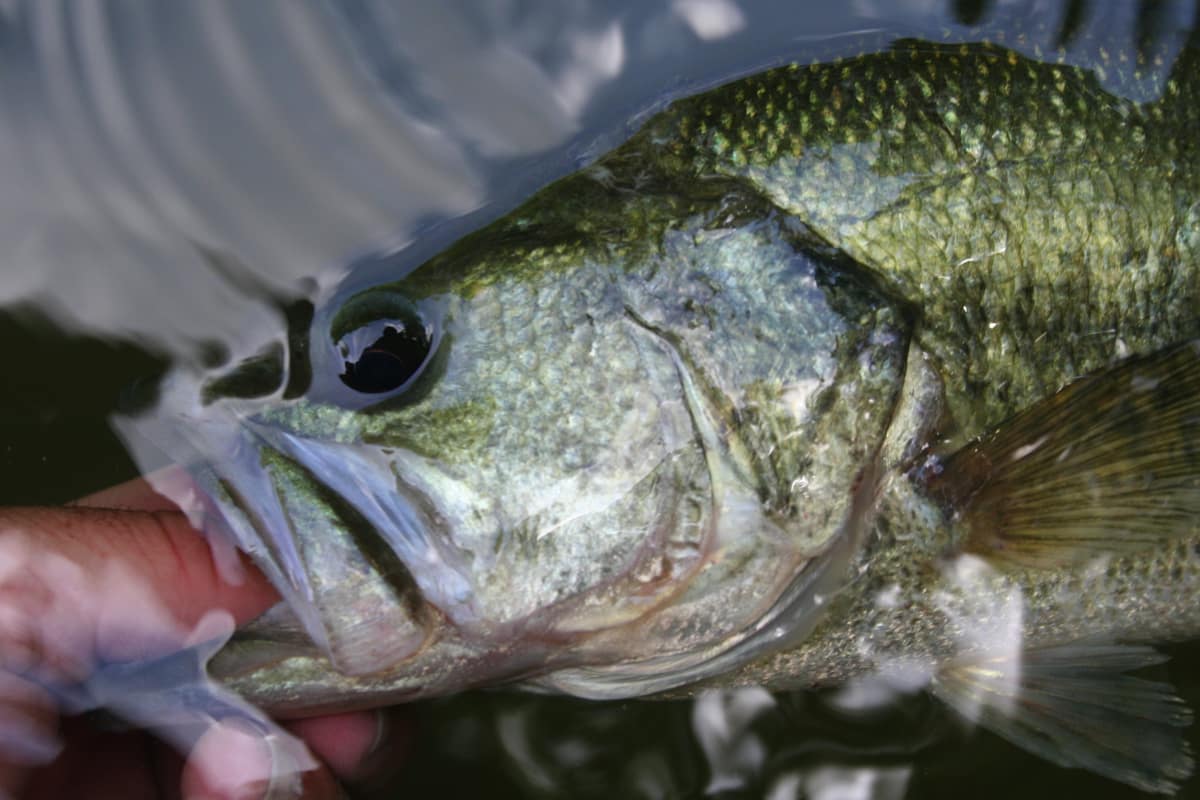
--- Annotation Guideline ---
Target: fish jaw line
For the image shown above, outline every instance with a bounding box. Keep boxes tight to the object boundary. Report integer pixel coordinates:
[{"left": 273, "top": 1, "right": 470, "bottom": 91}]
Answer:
[
  {"left": 201, "top": 418, "right": 486, "bottom": 676},
  {"left": 524, "top": 314, "right": 850, "bottom": 697}
]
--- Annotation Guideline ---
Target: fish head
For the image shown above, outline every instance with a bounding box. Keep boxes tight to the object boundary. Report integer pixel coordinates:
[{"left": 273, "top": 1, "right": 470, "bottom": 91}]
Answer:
[{"left": 142, "top": 175, "right": 911, "bottom": 703}]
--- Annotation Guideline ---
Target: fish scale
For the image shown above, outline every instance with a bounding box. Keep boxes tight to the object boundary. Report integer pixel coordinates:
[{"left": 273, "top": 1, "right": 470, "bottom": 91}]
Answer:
[
  {"left": 128, "top": 36, "right": 1200, "bottom": 794},
  {"left": 638, "top": 41, "right": 1200, "bottom": 438}
]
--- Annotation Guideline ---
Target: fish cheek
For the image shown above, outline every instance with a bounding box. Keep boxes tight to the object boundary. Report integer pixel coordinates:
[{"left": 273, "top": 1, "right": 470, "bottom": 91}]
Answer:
[
  {"left": 307, "top": 265, "right": 695, "bottom": 632},
  {"left": 460, "top": 309, "right": 707, "bottom": 628},
  {"left": 530, "top": 227, "right": 913, "bottom": 694}
]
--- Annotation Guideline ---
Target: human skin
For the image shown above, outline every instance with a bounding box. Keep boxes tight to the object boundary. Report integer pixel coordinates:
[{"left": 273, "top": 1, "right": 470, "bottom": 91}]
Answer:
[{"left": 0, "top": 470, "right": 404, "bottom": 799}]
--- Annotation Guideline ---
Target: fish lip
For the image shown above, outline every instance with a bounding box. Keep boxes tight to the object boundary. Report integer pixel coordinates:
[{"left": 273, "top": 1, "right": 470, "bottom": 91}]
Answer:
[
  {"left": 119, "top": 378, "right": 476, "bottom": 673},
  {"left": 234, "top": 417, "right": 476, "bottom": 612}
]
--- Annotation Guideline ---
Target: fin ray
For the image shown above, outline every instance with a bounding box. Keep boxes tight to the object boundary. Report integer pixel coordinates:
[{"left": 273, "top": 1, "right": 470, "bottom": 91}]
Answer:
[
  {"left": 926, "top": 340, "right": 1200, "bottom": 568},
  {"left": 933, "top": 641, "right": 1192, "bottom": 794}
]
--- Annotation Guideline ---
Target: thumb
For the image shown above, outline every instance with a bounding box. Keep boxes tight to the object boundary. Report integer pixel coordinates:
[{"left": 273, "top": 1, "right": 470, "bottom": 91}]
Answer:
[
  {"left": 0, "top": 504, "right": 280, "bottom": 636},
  {"left": 0, "top": 483, "right": 330, "bottom": 798}
]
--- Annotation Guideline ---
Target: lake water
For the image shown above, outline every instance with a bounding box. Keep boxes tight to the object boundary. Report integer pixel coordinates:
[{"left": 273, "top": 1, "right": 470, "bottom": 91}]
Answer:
[{"left": 0, "top": 1, "right": 1197, "bottom": 797}]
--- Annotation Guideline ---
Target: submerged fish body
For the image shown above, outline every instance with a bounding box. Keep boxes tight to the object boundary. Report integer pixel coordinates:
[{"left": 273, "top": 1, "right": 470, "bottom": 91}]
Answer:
[{"left": 133, "top": 38, "right": 1200, "bottom": 792}]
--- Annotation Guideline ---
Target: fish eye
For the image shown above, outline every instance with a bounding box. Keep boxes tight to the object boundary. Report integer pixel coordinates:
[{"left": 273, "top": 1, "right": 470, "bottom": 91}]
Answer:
[
  {"left": 330, "top": 292, "right": 437, "bottom": 395},
  {"left": 338, "top": 320, "right": 430, "bottom": 393}
]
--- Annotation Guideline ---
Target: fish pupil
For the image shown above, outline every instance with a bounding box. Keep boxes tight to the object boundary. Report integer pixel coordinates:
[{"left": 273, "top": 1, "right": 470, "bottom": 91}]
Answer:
[{"left": 338, "top": 323, "right": 430, "bottom": 394}]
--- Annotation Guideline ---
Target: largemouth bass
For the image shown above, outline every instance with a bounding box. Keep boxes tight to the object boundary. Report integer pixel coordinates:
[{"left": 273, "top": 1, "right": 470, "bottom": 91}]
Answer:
[{"left": 129, "top": 37, "right": 1200, "bottom": 793}]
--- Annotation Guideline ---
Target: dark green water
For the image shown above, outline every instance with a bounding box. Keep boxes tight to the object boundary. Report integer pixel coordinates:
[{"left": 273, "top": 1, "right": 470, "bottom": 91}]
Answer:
[{"left": 2, "top": 1, "right": 1199, "bottom": 797}]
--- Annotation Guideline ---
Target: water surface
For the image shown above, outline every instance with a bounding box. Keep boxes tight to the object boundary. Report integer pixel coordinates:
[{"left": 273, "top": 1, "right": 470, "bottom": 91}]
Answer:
[{"left": 1, "top": 1, "right": 1197, "bottom": 797}]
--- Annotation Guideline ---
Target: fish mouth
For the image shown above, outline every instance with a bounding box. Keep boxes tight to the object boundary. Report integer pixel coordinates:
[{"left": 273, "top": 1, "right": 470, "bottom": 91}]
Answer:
[
  {"left": 188, "top": 417, "right": 478, "bottom": 678},
  {"left": 214, "top": 411, "right": 721, "bottom": 683},
  {"left": 196, "top": 373, "right": 843, "bottom": 696},
  {"left": 132, "top": 283, "right": 900, "bottom": 701},
  {"left": 118, "top": 376, "right": 444, "bottom": 681}
]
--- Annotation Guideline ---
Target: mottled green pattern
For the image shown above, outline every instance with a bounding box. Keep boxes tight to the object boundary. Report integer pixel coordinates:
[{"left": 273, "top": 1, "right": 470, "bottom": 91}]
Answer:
[
  {"left": 385, "top": 41, "right": 1200, "bottom": 442},
  {"left": 628, "top": 41, "right": 1200, "bottom": 439},
  {"left": 210, "top": 41, "right": 1200, "bottom": 772},
  {"left": 282, "top": 198, "right": 905, "bottom": 627}
]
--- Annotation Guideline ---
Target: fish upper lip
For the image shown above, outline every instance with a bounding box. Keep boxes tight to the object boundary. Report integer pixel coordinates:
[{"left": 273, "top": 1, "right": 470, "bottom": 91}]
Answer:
[
  {"left": 206, "top": 306, "right": 864, "bottom": 692},
  {"left": 167, "top": 413, "right": 490, "bottom": 679},
  {"left": 242, "top": 418, "right": 475, "bottom": 606}
]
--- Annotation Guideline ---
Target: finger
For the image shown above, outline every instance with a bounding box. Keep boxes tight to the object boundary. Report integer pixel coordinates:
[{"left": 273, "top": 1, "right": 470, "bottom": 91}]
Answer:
[
  {"left": 287, "top": 708, "right": 413, "bottom": 793},
  {"left": 0, "top": 672, "right": 61, "bottom": 797},
  {"left": 284, "top": 710, "right": 381, "bottom": 779},
  {"left": 181, "top": 719, "right": 338, "bottom": 800},
  {"left": 70, "top": 466, "right": 190, "bottom": 513},
  {"left": 0, "top": 506, "right": 279, "bottom": 632},
  {"left": 21, "top": 721, "right": 158, "bottom": 800},
  {"left": 71, "top": 468, "right": 261, "bottom": 608}
]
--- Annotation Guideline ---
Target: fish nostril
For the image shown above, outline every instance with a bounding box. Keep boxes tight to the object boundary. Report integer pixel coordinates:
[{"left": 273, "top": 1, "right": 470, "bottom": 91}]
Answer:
[
  {"left": 281, "top": 299, "right": 315, "bottom": 400},
  {"left": 201, "top": 341, "right": 286, "bottom": 404},
  {"left": 198, "top": 298, "right": 315, "bottom": 405}
]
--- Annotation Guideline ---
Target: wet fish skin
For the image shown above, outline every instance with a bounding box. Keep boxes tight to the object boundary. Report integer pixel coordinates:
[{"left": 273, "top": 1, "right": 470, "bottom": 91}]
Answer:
[
  {"left": 637, "top": 39, "right": 1200, "bottom": 440},
  {"left": 215, "top": 38, "right": 1200, "bottom": 691},
  {"left": 178, "top": 38, "right": 1200, "bottom": 792},
  {"left": 679, "top": 39, "right": 1200, "bottom": 688}
]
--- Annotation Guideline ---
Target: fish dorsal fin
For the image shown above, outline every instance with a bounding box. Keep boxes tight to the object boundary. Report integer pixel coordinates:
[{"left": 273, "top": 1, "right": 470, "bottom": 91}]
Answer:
[
  {"left": 925, "top": 340, "right": 1200, "bottom": 568},
  {"left": 932, "top": 641, "right": 1193, "bottom": 794}
]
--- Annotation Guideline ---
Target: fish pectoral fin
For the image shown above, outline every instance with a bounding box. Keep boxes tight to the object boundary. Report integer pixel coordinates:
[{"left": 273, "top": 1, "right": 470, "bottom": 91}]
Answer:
[
  {"left": 932, "top": 641, "right": 1193, "bottom": 795},
  {"left": 925, "top": 340, "right": 1200, "bottom": 569}
]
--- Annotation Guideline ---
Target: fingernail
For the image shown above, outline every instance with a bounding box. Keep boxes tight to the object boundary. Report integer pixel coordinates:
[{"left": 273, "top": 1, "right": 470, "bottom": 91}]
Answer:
[
  {"left": 346, "top": 710, "right": 412, "bottom": 792},
  {"left": 259, "top": 730, "right": 312, "bottom": 800},
  {"left": 184, "top": 723, "right": 269, "bottom": 799},
  {"left": 365, "top": 712, "right": 388, "bottom": 760},
  {"left": 186, "top": 719, "right": 315, "bottom": 800}
]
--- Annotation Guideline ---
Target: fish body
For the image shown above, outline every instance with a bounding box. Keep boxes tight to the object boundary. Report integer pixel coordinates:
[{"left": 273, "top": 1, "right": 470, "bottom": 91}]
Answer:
[{"left": 135, "top": 38, "right": 1200, "bottom": 792}]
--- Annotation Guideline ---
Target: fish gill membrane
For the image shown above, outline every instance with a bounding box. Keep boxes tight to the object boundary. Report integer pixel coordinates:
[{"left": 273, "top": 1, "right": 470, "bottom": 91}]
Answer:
[{"left": 104, "top": 37, "right": 1200, "bottom": 794}]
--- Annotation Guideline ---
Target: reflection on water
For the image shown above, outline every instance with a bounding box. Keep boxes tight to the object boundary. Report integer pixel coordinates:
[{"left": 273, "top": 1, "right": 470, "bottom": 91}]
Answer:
[
  {"left": 2, "top": 0, "right": 1200, "bottom": 797},
  {"left": 0, "top": 0, "right": 804, "bottom": 361},
  {"left": 4, "top": 0, "right": 1193, "bottom": 361},
  {"left": 397, "top": 653, "right": 1200, "bottom": 799}
]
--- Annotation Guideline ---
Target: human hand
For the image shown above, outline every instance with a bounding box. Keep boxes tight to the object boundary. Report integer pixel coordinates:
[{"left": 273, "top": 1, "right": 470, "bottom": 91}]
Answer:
[{"left": 0, "top": 470, "right": 406, "bottom": 799}]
